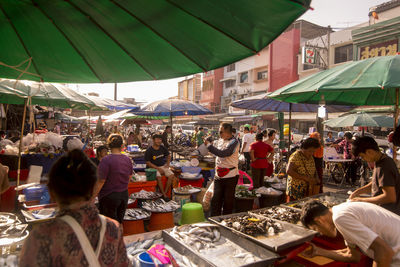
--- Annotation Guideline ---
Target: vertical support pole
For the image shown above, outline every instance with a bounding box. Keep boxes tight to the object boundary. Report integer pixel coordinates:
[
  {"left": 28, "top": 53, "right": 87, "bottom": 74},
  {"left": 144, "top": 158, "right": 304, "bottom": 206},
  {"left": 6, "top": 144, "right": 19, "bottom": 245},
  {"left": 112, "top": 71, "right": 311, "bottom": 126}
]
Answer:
[
  {"left": 17, "top": 99, "right": 28, "bottom": 188},
  {"left": 394, "top": 88, "right": 399, "bottom": 162},
  {"left": 288, "top": 103, "right": 292, "bottom": 150}
]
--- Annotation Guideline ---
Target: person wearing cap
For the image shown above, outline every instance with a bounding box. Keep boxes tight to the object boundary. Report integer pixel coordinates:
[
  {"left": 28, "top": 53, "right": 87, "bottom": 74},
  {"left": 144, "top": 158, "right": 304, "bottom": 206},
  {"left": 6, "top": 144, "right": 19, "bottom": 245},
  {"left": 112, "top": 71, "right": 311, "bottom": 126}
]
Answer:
[
  {"left": 300, "top": 200, "right": 400, "bottom": 266},
  {"left": 349, "top": 136, "right": 400, "bottom": 215},
  {"left": 145, "top": 134, "right": 175, "bottom": 200},
  {"left": 310, "top": 132, "right": 324, "bottom": 193}
]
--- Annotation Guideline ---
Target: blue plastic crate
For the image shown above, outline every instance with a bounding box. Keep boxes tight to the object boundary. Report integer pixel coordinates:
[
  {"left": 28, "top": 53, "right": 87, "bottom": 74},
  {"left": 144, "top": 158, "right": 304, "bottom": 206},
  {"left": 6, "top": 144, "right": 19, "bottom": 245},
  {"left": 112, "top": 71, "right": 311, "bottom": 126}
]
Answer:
[{"left": 24, "top": 184, "right": 47, "bottom": 202}]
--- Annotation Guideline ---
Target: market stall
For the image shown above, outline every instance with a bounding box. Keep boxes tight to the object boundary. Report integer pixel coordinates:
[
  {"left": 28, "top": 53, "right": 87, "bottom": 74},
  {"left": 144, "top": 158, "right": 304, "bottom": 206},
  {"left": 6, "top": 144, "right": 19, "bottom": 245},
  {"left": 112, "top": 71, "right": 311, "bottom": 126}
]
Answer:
[{"left": 122, "top": 192, "right": 373, "bottom": 266}]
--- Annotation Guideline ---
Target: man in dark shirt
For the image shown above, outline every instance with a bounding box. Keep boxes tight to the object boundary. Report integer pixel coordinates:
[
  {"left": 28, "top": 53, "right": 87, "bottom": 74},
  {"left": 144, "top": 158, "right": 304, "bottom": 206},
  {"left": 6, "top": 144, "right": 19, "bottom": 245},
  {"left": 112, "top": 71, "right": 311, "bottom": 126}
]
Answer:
[
  {"left": 145, "top": 134, "right": 175, "bottom": 199},
  {"left": 162, "top": 126, "right": 172, "bottom": 149},
  {"left": 349, "top": 136, "right": 400, "bottom": 215}
]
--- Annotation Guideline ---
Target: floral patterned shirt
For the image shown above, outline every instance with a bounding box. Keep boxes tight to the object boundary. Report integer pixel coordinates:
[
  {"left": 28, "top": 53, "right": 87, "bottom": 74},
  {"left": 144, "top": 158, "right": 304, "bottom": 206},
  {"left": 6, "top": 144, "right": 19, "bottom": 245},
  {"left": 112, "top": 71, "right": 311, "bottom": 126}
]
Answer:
[
  {"left": 19, "top": 203, "right": 129, "bottom": 267},
  {"left": 287, "top": 150, "right": 316, "bottom": 200}
]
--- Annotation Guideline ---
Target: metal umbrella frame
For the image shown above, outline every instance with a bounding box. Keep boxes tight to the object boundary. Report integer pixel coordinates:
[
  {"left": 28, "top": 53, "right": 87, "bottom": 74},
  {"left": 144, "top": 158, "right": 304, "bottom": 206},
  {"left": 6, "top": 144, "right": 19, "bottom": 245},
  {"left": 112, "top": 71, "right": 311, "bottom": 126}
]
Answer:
[{"left": 0, "top": 0, "right": 310, "bottom": 83}]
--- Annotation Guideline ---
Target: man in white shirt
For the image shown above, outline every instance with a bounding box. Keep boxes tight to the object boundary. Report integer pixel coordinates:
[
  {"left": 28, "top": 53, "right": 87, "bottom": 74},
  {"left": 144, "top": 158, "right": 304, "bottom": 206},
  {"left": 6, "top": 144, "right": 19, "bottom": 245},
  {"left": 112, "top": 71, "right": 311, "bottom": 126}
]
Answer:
[
  {"left": 241, "top": 127, "right": 254, "bottom": 172},
  {"left": 301, "top": 200, "right": 400, "bottom": 266}
]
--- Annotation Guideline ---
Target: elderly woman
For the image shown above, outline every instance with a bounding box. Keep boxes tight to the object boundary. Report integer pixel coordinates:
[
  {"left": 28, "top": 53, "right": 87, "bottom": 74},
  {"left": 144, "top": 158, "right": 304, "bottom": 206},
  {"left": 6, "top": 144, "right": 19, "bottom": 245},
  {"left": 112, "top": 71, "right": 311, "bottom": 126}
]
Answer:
[
  {"left": 19, "top": 149, "right": 129, "bottom": 266},
  {"left": 286, "top": 138, "right": 321, "bottom": 201}
]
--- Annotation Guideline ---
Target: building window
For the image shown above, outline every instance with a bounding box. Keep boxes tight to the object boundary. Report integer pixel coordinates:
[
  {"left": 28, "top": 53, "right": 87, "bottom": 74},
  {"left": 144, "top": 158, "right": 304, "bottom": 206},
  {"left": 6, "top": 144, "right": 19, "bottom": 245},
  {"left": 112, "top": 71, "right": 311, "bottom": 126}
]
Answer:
[
  {"left": 257, "top": 71, "right": 267, "bottom": 80},
  {"left": 334, "top": 44, "right": 353, "bottom": 64},
  {"left": 225, "top": 80, "right": 235, "bottom": 88},
  {"left": 239, "top": 72, "right": 248, "bottom": 83},
  {"left": 227, "top": 63, "right": 235, "bottom": 72}
]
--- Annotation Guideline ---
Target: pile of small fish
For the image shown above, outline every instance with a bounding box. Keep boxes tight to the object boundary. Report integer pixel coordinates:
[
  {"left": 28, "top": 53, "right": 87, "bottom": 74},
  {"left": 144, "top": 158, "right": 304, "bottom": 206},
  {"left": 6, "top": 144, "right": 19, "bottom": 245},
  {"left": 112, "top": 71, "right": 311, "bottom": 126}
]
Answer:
[
  {"left": 221, "top": 215, "right": 282, "bottom": 237},
  {"left": 142, "top": 199, "right": 180, "bottom": 212},
  {"left": 170, "top": 223, "right": 221, "bottom": 251},
  {"left": 124, "top": 209, "right": 151, "bottom": 221},
  {"left": 253, "top": 207, "right": 301, "bottom": 224},
  {"left": 130, "top": 190, "right": 162, "bottom": 200}
]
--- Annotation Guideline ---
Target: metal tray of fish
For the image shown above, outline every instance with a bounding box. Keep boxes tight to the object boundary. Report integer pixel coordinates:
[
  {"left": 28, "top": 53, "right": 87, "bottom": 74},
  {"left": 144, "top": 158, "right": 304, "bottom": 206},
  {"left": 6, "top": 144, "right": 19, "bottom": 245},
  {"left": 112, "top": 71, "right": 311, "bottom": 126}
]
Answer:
[
  {"left": 249, "top": 206, "right": 303, "bottom": 227},
  {"left": 283, "top": 192, "right": 348, "bottom": 210},
  {"left": 163, "top": 223, "right": 279, "bottom": 267},
  {"left": 209, "top": 212, "right": 316, "bottom": 252}
]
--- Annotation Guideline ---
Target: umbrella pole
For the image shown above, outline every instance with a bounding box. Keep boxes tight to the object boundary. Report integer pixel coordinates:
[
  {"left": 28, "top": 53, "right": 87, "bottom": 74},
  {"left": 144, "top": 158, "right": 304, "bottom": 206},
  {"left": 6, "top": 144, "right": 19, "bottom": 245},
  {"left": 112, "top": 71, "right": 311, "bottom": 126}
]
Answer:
[
  {"left": 17, "top": 99, "right": 28, "bottom": 188},
  {"left": 170, "top": 114, "right": 173, "bottom": 158},
  {"left": 288, "top": 103, "right": 292, "bottom": 150},
  {"left": 394, "top": 88, "right": 399, "bottom": 162}
]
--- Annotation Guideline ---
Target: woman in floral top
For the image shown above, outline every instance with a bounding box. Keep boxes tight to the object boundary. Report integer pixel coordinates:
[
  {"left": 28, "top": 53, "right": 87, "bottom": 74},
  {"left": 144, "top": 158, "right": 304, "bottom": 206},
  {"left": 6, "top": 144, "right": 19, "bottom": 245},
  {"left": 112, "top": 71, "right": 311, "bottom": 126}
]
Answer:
[
  {"left": 286, "top": 138, "right": 321, "bottom": 201},
  {"left": 19, "top": 150, "right": 129, "bottom": 267}
]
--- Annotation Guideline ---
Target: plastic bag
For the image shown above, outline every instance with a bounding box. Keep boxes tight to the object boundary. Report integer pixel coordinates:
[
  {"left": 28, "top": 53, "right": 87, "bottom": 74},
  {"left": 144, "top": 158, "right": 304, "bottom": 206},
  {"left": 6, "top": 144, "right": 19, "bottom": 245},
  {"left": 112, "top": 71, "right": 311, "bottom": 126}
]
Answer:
[
  {"left": 202, "top": 181, "right": 214, "bottom": 211},
  {"left": 239, "top": 153, "right": 245, "bottom": 163}
]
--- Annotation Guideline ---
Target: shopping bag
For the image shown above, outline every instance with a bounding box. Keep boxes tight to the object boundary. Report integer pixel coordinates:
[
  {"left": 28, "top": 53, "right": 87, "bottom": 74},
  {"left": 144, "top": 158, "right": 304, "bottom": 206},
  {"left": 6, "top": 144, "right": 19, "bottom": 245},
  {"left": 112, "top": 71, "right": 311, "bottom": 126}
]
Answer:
[
  {"left": 238, "top": 170, "right": 253, "bottom": 190},
  {"left": 202, "top": 180, "right": 214, "bottom": 211}
]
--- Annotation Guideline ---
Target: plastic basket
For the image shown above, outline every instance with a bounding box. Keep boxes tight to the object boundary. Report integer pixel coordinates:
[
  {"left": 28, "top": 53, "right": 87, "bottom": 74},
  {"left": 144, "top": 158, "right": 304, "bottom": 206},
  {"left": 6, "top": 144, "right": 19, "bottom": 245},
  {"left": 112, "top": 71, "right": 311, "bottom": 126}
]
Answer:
[
  {"left": 181, "top": 166, "right": 202, "bottom": 175},
  {"left": 145, "top": 168, "right": 157, "bottom": 181}
]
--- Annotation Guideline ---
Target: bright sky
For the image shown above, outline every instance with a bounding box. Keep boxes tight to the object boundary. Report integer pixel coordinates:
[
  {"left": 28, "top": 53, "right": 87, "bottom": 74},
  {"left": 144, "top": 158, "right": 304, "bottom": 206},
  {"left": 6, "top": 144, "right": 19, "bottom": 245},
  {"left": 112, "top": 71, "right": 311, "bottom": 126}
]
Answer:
[{"left": 71, "top": 0, "right": 389, "bottom": 105}]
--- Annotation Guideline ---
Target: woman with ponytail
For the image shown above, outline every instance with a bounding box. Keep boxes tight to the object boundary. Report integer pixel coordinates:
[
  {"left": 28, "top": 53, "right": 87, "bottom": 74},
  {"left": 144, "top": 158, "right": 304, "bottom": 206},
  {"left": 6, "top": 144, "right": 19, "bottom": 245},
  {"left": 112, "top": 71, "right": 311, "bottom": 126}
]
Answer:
[{"left": 19, "top": 149, "right": 129, "bottom": 266}]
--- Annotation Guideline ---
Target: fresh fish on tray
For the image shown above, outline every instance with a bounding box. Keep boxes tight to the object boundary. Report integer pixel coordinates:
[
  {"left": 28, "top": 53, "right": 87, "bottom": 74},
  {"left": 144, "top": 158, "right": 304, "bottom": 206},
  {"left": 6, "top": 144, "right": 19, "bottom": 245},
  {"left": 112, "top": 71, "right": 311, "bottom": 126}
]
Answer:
[
  {"left": 142, "top": 199, "right": 180, "bottom": 212},
  {"left": 130, "top": 190, "right": 162, "bottom": 200},
  {"left": 169, "top": 224, "right": 220, "bottom": 251},
  {"left": 124, "top": 209, "right": 151, "bottom": 221},
  {"left": 220, "top": 214, "right": 282, "bottom": 237}
]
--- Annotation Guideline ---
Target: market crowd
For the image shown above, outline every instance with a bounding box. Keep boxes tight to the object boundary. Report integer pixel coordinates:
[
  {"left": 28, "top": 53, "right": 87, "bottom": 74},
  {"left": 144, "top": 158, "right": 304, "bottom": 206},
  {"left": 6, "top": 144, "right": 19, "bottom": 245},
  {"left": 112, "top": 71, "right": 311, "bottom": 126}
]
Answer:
[{"left": 14, "top": 120, "right": 400, "bottom": 266}]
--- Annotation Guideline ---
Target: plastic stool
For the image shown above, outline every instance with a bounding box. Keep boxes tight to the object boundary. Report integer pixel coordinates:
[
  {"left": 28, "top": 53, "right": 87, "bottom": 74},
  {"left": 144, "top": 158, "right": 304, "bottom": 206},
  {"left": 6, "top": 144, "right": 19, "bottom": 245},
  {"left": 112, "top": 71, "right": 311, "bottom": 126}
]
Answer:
[
  {"left": 179, "top": 202, "right": 206, "bottom": 225},
  {"left": 148, "top": 211, "right": 174, "bottom": 231}
]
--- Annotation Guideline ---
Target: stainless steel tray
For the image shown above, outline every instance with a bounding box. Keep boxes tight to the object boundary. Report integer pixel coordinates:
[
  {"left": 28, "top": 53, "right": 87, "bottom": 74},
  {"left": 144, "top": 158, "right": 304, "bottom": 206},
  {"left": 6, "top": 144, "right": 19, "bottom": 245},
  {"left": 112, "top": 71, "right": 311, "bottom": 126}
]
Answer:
[
  {"left": 283, "top": 192, "right": 348, "bottom": 211},
  {"left": 209, "top": 212, "right": 316, "bottom": 252},
  {"left": 162, "top": 224, "right": 279, "bottom": 267}
]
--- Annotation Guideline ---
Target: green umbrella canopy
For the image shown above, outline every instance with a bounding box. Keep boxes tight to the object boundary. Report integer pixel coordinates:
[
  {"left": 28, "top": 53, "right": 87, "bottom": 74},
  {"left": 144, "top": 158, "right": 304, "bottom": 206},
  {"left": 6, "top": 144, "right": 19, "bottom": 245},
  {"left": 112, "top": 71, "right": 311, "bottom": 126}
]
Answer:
[
  {"left": 120, "top": 114, "right": 169, "bottom": 120},
  {"left": 0, "top": 0, "right": 310, "bottom": 83},
  {"left": 269, "top": 55, "right": 400, "bottom": 106},
  {"left": 0, "top": 79, "right": 104, "bottom": 110},
  {"left": 323, "top": 112, "right": 395, "bottom": 128}
]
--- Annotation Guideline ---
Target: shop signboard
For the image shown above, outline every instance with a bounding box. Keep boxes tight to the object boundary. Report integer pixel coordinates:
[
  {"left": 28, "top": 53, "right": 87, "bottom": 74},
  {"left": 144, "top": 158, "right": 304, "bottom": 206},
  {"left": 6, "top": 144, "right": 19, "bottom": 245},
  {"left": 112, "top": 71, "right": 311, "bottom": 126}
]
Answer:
[
  {"left": 302, "top": 47, "right": 316, "bottom": 64},
  {"left": 360, "top": 39, "right": 398, "bottom": 60}
]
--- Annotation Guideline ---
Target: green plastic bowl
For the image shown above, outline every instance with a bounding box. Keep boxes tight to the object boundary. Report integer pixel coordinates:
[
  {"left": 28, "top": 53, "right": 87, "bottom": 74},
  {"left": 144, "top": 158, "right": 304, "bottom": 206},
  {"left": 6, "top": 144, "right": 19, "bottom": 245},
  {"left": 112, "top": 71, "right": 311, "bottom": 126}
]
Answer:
[{"left": 179, "top": 202, "right": 206, "bottom": 225}]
